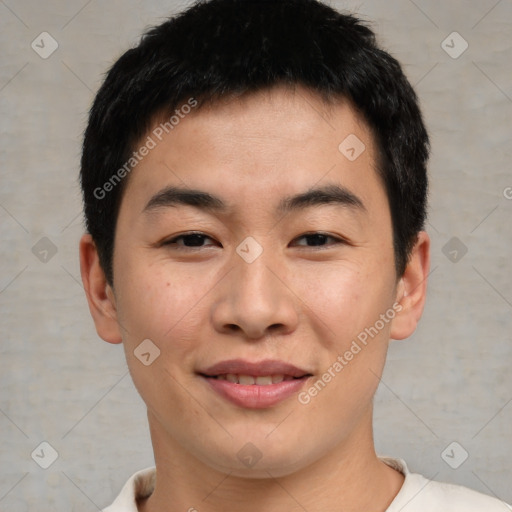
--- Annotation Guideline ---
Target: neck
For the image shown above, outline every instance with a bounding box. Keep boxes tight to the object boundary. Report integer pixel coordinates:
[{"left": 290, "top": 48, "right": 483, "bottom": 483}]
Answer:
[{"left": 138, "top": 407, "right": 404, "bottom": 512}]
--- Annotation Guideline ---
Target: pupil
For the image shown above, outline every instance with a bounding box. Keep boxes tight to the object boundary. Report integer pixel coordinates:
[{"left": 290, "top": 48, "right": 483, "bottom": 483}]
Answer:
[
  {"left": 185, "top": 234, "right": 205, "bottom": 246},
  {"left": 307, "top": 234, "right": 326, "bottom": 246}
]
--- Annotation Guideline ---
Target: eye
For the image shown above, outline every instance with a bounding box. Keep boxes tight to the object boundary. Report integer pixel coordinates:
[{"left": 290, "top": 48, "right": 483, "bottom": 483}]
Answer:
[
  {"left": 161, "top": 232, "right": 220, "bottom": 250},
  {"left": 161, "top": 231, "right": 345, "bottom": 251},
  {"left": 292, "top": 232, "right": 344, "bottom": 248}
]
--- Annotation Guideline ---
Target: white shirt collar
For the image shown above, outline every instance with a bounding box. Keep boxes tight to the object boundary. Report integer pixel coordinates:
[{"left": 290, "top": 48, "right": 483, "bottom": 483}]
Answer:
[{"left": 102, "top": 457, "right": 510, "bottom": 512}]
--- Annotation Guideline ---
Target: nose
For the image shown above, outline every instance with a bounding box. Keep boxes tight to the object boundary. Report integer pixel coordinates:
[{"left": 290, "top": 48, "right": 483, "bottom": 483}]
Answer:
[{"left": 211, "top": 251, "right": 299, "bottom": 340}]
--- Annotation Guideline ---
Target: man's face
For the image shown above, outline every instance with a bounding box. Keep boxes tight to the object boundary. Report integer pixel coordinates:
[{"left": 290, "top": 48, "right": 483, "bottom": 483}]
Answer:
[{"left": 107, "top": 86, "right": 403, "bottom": 476}]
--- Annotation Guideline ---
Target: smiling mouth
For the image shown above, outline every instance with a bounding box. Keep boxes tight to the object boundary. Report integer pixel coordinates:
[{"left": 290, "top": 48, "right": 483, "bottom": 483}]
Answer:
[
  {"left": 199, "top": 372, "right": 312, "bottom": 408},
  {"left": 197, "top": 358, "right": 313, "bottom": 407},
  {"left": 202, "top": 374, "right": 308, "bottom": 385}
]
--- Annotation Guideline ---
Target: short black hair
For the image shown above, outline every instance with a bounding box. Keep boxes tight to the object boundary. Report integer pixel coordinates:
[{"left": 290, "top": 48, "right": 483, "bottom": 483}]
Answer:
[{"left": 80, "top": 0, "right": 429, "bottom": 285}]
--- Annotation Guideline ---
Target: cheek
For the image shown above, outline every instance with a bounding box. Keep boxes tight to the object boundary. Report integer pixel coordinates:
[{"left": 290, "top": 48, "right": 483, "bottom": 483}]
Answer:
[
  {"left": 114, "top": 259, "right": 210, "bottom": 357},
  {"left": 295, "top": 264, "right": 394, "bottom": 428},
  {"left": 113, "top": 262, "right": 211, "bottom": 417},
  {"left": 292, "top": 260, "right": 393, "bottom": 344}
]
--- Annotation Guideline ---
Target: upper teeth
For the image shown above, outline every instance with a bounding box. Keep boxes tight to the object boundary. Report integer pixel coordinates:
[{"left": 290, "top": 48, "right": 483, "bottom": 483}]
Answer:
[{"left": 216, "top": 374, "right": 291, "bottom": 385}]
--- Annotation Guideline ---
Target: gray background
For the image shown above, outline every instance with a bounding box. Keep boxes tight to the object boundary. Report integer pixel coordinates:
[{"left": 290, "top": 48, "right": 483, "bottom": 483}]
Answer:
[{"left": 0, "top": 0, "right": 511, "bottom": 510}]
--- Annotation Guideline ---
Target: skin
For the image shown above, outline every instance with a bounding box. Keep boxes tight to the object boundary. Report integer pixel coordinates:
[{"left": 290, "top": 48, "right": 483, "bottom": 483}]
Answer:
[{"left": 80, "top": 85, "right": 430, "bottom": 512}]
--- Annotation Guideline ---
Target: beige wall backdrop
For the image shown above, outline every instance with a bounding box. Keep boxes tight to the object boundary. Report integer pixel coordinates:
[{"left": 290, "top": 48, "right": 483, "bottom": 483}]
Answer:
[{"left": 1, "top": 0, "right": 511, "bottom": 509}]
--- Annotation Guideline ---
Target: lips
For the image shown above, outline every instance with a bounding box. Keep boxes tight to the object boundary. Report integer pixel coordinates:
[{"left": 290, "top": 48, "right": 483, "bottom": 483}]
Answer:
[
  {"left": 215, "top": 374, "right": 294, "bottom": 385},
  {"left": 198, "top": 359, "right": 312, "bottom": 409},
  {"left": 199, "top": 358, "right": 311, "bottom": 379}
]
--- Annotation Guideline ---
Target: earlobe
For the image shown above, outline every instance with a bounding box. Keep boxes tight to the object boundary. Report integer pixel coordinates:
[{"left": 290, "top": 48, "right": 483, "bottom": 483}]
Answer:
[
  {"left": 79, "top": 234, "right": 123, "bottom": 344},
  {"left": 390, "top": 231, "right": 430, "bottom": 341}
]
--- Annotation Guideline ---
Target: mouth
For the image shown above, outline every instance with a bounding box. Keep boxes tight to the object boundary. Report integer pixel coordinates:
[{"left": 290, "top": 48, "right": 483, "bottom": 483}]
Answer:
[
  {"left": 205, "top": 374, "right": 305, "bottom": 385},
  {"left": 197, "top": 359, "right": 313, "bottom": 408}
]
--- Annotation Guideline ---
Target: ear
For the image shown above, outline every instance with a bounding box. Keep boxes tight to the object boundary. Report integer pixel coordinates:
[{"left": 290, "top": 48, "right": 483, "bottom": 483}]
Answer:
[
  {"left": 79, "top": 233, "right": 123, "bottom": 344},
  {"left": 390, "top": 231, "right": 430, "bottom": 340}
]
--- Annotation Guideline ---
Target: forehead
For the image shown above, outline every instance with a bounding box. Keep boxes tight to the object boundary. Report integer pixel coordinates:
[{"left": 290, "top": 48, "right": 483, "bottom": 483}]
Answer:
[{"left": 120, "top": 85, "right": 386, "bottom": 221}]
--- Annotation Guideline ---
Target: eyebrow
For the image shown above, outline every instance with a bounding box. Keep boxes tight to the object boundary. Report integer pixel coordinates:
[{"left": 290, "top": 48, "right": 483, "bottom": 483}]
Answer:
[{"left": 143, "top": 183, "right": 366, "bottom": 216}]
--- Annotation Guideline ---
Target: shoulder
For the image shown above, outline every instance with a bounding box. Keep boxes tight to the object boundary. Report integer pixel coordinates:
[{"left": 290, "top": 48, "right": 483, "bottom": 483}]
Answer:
[
  {"left": 102, "top": 467, "right": 156, "bottom": 512},
  {"left": 408, "top": 474, "right": 511, "bottom": 511},
  {"left": 382, "top": 457, "right": 511, "bottom": 512}
]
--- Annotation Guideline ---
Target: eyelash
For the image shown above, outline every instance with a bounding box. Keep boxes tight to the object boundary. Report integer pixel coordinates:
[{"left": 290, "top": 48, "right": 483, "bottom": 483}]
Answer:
[{"left": 161, "top": 231, "right": 346, "bottom": 250}]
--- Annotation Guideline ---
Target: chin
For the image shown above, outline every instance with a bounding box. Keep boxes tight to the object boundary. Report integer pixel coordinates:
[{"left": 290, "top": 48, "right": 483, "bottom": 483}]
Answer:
[{"left": 195, "top": 438, "right": 317, "bottom": 479}]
